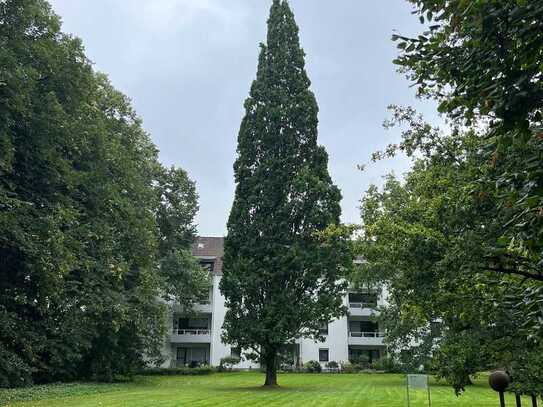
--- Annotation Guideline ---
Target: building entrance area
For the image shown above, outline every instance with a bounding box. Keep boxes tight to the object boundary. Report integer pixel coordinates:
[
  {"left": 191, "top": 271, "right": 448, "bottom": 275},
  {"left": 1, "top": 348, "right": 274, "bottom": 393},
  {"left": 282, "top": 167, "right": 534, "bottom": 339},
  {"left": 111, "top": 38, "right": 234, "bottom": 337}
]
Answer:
[
  {"left": 348, "top": 346, "right": 383, "bottom": 364},
  {"left": 175, "top": 344, "right": 210, "bottom": 367}
]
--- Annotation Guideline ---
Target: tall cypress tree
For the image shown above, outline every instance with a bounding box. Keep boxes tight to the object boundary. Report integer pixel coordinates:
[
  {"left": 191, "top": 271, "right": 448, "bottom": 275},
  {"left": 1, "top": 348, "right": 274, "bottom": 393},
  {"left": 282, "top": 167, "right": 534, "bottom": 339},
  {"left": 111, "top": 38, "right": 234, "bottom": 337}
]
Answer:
[{"left": 221, "top": 0, "right": 351, "bottom": 387}]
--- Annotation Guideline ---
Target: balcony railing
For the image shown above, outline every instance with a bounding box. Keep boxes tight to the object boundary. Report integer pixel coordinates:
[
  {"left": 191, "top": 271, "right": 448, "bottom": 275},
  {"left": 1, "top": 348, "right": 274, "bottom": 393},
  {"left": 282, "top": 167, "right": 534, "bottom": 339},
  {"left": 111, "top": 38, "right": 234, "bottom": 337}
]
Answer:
[
  {"left": 349, "top": 302, "right": 378, "bottom": 309},
  {"left": 349, "top": 331, "right": 385, "bottom": 338},
  {"left": 173, "top": 329, "right": 211, "bottom": 335}
]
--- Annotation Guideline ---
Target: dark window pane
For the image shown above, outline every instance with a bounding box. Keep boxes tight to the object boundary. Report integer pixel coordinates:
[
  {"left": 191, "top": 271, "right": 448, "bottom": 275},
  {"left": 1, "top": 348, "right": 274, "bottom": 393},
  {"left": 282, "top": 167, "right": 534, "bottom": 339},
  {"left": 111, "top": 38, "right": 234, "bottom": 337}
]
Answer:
[
  {"left": 319, "top": 322, "right": 328, "bottom": 335},
  {"left": 200, "top": 261, "right": 214, "bottom": 272},
  {"left": 349, "top": 292, "right": 378, "bottom": 307},
  {"left": 319, "top": 348, "right": 329, "bottom": 362}
]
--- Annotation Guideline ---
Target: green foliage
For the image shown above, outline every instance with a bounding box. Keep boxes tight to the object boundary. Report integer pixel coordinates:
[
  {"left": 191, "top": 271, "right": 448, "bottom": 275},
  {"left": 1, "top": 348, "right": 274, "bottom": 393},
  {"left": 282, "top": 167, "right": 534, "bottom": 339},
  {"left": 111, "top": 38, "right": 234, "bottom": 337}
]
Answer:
[
  {"left": 0, "top": 0, "right": 205, "bottom": 387},
  {"left": 159, "top": 249, "right": 211, "bottom": 312},
  {"left": 138, "top": 367, "right": 215, "bottom": 376},
  {"left": 220, "top": 0, "right": 352, "bottom": 387},
  {"left": 326, "top": 361, "right": 339, "bottom": 369},
  {"left": 369, "top": 0, "right": 543, "bottom": 396},
  {"left": 0, "top": 381, "right": 130, "bottom": 406},
  {"left": 393, "top": 0, "right": 543, "bottom": 295},
  {"left": 372, "top": 356, "right": 401, "bottom": 373},
  {"left": 349, "top": 354, "right": 371, "bottom": 370},
  {"left": 394, "top": 0, "right": 543, "bottom": 128},
  {"left": 218, "top": 357, "right": 241, "bottom": 372},
  {"left": 304, "top": 361, "right": 322, "bottom": 373},
  {"left": 357, "top": 107, "right": 543, "bottom": 395},
  {"left": 339, "top": 362, "right": 360, "bottom": 374}
]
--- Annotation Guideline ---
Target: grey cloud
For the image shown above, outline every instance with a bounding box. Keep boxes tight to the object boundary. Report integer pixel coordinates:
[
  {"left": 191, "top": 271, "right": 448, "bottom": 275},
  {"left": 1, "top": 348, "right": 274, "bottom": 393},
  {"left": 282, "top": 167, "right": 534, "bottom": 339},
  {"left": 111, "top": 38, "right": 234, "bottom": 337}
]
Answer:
[{"left": 50, "top": 0, "right": 439, "bottom": 236}]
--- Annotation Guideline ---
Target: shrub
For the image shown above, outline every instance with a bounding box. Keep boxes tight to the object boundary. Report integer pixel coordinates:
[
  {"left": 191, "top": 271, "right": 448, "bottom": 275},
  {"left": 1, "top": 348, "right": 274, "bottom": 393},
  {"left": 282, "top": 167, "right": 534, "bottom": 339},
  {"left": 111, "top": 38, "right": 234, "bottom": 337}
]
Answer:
[
  {"left": 278, "top": 350, "right": 296, "bottom": 371},
  {"left": 350, "top": 354, "right": 371, "bottom": 369},
  {"left": 138, "top": 367, "right": 214, "bottom": 376},
  {"left": 372, "top": 356, "right": 401, "bottom": 373},
  {"left": 218, "top": 357, "right": 241, "bottom": 372},
  {"left": 326, "top": 361, "right": 339, "bottom": 371},
  {"left": 340, "top": 362, "right": 360, "bottom": 373},
  {"left": 304, "top": 360, "right": 322, "bottom": 373}
]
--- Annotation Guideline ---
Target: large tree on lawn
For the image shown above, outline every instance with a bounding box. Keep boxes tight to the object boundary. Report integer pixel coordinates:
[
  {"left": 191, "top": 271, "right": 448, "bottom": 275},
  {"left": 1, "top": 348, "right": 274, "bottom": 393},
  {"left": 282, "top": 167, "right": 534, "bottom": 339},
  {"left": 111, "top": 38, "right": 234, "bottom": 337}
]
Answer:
[
  {"left": 0, "top": 0, "right": 208, "bottom": 386},
  {"left": 220, "top": 0, "right": 351, "bottom": 387}
]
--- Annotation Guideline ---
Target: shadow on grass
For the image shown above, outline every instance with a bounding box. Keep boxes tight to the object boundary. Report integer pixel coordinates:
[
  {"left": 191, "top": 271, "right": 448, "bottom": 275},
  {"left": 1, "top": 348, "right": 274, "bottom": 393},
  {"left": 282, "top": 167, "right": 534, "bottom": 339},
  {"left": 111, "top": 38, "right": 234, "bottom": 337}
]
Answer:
[{"left": 209, "top": 384, "right": 326, "bottom": 394}]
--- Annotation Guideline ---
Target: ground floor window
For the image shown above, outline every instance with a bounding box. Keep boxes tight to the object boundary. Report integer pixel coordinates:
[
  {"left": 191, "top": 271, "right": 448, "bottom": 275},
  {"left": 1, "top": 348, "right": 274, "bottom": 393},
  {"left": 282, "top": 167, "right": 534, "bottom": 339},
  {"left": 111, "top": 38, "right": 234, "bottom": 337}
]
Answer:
[
  {"left": 349, "top": 348, "right": 381, "bottom": 364},
  {"left": 230, "top": 347, "right": 241, "bottom": 359},
  {"left": 319, "top": 348, "right": 329, "bottom": 363},
  {"left": 176, "top": 346, "right": 208, "bottom": 367}
]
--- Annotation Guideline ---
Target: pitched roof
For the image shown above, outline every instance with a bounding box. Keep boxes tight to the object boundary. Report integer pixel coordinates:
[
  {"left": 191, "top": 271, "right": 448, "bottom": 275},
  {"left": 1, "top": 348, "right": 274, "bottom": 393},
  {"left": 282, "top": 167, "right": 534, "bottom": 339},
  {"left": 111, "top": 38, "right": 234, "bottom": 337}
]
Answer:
[{"left": 192, "top": 237, "right": 224, "bottom": 275}]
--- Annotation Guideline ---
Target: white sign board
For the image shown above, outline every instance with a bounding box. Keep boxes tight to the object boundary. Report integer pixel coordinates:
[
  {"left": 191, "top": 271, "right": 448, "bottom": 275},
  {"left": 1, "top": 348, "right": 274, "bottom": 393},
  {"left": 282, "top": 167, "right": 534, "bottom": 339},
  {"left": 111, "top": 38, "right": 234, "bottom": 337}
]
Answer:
[{"left": 407, "top": 374, "right": 429, "bottom": 389}]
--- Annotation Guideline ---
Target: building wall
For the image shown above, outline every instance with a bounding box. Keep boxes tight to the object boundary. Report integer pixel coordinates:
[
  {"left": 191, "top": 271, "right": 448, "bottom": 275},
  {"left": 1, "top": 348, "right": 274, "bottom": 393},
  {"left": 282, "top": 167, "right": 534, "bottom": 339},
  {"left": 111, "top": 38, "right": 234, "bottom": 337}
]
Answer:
[
  {"left": 209, "top": 274, "right": 258, "bottom": 368},
  {"left": 297, "top": 295, "right": 350, "bottom": 367},
  {"left": 161, "top": 238, "right": 387, "bottom": 368},
  {"left": 166, "top": 274, "right": 386, "bottom": 368}
]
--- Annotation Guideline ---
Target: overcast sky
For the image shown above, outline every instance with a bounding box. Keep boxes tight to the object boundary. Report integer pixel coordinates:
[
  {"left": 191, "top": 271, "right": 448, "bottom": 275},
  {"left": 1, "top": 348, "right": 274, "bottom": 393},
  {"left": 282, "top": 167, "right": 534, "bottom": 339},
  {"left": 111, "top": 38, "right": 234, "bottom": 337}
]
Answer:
[{"left": 49, "top": 0, "right": 439, "bottom": 237}]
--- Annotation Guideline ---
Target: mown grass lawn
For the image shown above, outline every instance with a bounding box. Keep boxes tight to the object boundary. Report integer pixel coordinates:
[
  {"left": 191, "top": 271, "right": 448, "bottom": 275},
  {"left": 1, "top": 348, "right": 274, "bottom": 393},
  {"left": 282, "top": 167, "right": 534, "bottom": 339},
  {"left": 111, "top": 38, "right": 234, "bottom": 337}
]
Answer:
[{"left": 1, "top": 372, "right": 530, "bottom": 407}]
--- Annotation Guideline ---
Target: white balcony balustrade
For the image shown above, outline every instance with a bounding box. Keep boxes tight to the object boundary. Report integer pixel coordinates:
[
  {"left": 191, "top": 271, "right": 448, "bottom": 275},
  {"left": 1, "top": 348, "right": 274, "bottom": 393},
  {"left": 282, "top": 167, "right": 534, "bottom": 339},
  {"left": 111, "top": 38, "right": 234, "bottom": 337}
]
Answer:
[
  {"left": 171, "top": 328, "right": 212, "bottom": 344},
  {"left": 349, "top": 331, "right": 384, "bottom": 338},
  {"left": 349, "top": 302, "right": 377, "bottom": 309},
  {"left": 347, "top": 331, "right": 385, "bottom": 346},
  {"left": 348, "top": 302, "right": 379, "bottom": 317},
  {"left": 174, "top": 329, "right": 211, "bottom": 335}
]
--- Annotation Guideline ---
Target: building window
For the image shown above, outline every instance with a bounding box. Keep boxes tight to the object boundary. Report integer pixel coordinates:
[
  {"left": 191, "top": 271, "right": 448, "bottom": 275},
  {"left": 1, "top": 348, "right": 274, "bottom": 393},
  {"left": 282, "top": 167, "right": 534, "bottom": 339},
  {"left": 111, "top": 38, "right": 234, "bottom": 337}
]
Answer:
[
  {"left": 319, "top": 348, "right": 329, "bottom": 363},
  {"left": 177, "top": 347, "right": 208, "bottom": 366},
  {"left": 348, "top": 348, "right": 381, "bottom": 364},
  {"left": 349, "top": 320, "right": 378, "bottom": 334},
  {"left": 231, "top": 347, "right": 241, "bottom": 359},
  {"left": 177, "top": 317, "right": 209, "bottom": 330},
  {"left": 200, "top": 261, "right": 214, "bottom": 272},
  {"left": 319, "top": 322, "right": 328, "bottom": 336}
]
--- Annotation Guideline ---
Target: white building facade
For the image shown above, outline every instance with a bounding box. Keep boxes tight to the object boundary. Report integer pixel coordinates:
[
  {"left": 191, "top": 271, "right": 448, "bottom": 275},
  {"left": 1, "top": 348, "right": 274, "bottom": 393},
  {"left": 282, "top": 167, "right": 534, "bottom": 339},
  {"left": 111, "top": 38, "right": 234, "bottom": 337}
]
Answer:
[{"left": 163, "top": 237, "right": 387, "bottom": 369}]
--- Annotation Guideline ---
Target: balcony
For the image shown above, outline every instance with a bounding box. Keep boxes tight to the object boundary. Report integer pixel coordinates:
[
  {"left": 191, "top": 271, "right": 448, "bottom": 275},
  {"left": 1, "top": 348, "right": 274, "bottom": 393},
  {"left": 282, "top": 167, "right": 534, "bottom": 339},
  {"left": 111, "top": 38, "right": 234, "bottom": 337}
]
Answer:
[
  {"left": 171, "top": 298, "right": 212, "bottom": 314},
  {"left": 349, "top": 302, "right": 379, "bottom": 316},
  {"left": 348, "top": 291, "right": 379, "bottom": 316},
  {"left": 192, "top": 301, "right": 212, "bottom": 313},
  {"left": 348, "top": 331, "right": 385, "bottom": 346},
  {"left": 171, "top": 328, "right": 212, "bottom": 344}
]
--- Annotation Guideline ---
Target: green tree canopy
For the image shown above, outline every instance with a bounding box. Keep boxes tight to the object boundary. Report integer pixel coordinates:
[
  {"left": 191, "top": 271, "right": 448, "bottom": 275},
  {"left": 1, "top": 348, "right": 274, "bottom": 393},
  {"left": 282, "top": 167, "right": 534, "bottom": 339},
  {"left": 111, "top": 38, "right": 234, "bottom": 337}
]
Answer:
[
  {"left": 220, "top": 0, "right": 352, "bottom": 387},
  {"left": 361, "top": 1, "right": 543, "bottom": 395},
  {"left": 0, "top": 0, "right": 207, "bottom": 387},
  {"left": 357, "top": 107, "right": 543, "bottom": 396},
  {"left": 393, "top": 0, "right": 543, "bottom": 282}
]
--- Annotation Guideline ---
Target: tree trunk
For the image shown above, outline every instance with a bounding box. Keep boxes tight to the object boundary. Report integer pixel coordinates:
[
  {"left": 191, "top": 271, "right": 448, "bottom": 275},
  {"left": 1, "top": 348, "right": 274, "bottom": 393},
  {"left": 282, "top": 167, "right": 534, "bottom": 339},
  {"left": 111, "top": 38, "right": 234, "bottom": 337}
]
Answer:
[{"left": 263, "top": 352, "right": 278, "bottom": 387}]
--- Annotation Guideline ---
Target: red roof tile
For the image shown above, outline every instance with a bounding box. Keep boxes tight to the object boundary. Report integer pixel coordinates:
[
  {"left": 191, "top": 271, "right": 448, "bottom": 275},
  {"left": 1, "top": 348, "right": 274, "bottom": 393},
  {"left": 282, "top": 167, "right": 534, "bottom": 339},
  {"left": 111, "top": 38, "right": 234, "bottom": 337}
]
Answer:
[{"left": 192, "top": 237, "right": 224, "bottom": 275}]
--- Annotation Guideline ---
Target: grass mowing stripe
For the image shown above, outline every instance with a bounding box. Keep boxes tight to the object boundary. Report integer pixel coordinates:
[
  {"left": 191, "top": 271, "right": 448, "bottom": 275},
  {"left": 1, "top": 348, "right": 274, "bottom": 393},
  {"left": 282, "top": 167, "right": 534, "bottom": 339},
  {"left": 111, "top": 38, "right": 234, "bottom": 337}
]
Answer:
[{"left": 2, "top": 372, "right": 536, "bottom": 407}]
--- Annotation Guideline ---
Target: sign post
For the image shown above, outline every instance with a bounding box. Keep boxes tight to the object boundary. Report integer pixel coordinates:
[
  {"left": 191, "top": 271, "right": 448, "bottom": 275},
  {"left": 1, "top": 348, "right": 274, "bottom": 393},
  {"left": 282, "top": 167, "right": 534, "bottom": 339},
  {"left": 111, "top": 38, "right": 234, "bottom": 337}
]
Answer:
[{"left": 406, "top": 374, "right": 431, "bottom": 407}]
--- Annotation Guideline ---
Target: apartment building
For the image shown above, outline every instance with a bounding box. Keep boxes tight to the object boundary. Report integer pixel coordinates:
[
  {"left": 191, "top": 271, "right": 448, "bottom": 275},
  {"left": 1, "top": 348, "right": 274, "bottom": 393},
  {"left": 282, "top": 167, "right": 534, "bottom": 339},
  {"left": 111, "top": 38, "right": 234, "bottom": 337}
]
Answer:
[{"left": 163, "top": 237, "right": 387, "bottom": 368}]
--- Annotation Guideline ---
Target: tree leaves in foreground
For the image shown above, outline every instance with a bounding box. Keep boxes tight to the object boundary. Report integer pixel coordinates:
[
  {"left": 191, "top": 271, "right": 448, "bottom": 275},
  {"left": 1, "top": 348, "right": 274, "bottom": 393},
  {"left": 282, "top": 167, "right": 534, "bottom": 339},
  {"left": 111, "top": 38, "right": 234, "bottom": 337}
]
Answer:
[
  {"left": 221, "top": 0, "right": 352, "bottom": 387},
  {"left": 0, "top": 0, "right": 208, "bottom": 387},
  {"left": 357, "top": 107, "right": 543, "bottom": 396},
  {"left": 355, "top": 0, "right": 542, "bottom": 396},
  {"left": 393, "top": 0, "right": 543, "bottom": 282}
]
